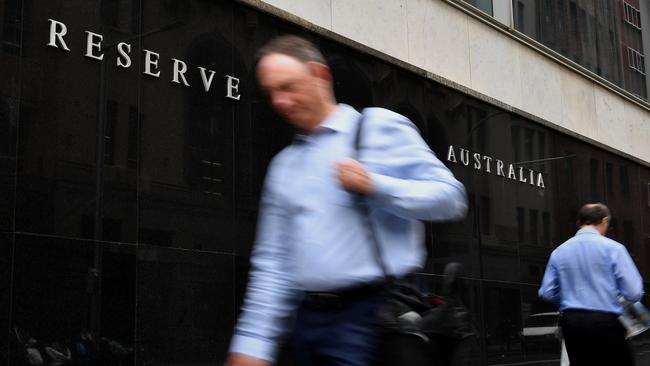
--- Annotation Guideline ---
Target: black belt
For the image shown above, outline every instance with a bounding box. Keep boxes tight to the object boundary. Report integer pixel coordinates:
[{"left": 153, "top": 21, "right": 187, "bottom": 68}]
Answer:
[
  {"left": 563, "top": 309, "right": 619, "bottom": 316},
  {"left": 561, "top": 309, "right": 620, "bottom": 323},
  {"left": 302, "top": 282, "right": 385, "bottom": 309}
]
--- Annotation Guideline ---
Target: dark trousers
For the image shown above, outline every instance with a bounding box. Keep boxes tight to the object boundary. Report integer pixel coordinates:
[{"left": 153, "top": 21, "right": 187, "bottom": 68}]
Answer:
[
  {"left": 561, "top": 309, "right": 635, "bottom": 366},
  {"left": 292, "top": 291, "right": 384, "bottom": 366}
]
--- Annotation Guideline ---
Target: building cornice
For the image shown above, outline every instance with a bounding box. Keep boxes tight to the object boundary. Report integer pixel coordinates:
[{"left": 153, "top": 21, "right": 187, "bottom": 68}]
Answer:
[{"left": 234, "top": 0, "right": 650, "bottom": 168}]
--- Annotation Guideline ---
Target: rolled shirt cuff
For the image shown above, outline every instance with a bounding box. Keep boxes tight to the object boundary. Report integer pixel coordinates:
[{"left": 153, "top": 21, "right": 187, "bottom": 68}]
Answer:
[
  {"left": 229, "top": 334, "right": 277, "bottom": 363},
  {"left": 368, "top": 173, "right": 394, "bottom": 204}
]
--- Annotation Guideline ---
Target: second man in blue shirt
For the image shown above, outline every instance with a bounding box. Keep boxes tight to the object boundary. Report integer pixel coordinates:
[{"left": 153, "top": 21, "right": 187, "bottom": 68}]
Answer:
[{"left": 539, "top": 203, "right": 644, "bottom": 366}]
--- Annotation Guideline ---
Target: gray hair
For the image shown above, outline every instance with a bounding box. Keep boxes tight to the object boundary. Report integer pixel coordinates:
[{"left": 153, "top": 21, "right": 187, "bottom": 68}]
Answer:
[{"left": 256, "top": 35, "right": 327, "bottom": 65}]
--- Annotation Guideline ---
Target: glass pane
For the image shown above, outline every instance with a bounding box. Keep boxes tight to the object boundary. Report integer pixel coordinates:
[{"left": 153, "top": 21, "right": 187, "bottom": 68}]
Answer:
[
  {"left": 512, "top": 0, "right": 647, "bottom": 98},
  {"left": 465, "top": 0, "right": 494, "bottom": 16}
]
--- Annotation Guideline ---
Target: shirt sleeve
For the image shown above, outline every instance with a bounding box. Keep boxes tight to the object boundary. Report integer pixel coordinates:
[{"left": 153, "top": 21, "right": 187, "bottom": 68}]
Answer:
[
  {"left": 229, "top": 161, "right": 300, "bottom": 362},
  {"left": 361, "top": 109, "right": 467, "bottom": 221},
  {"left": 612, "top": 245, "right": 644, "bottom": 303},
  {"left": 539, "top": 255, "right": 560, "bottom": 305}
]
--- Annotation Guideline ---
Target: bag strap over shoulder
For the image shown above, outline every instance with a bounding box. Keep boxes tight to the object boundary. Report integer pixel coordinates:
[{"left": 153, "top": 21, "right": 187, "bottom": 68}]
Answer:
[{"left": 353, "top": 111, "right": 392, "bottom": 281}]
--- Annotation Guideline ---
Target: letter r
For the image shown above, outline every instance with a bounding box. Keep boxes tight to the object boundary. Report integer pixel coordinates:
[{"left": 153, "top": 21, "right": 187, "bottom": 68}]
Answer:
[{"left": 47, "top": 19, "right": 71, "bottom": 51}]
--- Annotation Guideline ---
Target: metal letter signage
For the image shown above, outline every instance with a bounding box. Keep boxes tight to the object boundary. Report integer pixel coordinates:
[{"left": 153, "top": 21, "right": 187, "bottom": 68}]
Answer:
[
  {"left": 116, "top": 42, "right": 132, "bottom": 68},
  {"left": 47, "top": 19, "right": 70, "bottom": 51},
  {"left": 84, "top": 31, "right": 104, "bottom": 60},
  {"left": 225, "top": 76, "right": 241, "bottom": 100},
  {"left": 446, "top": 145, "right": 546, "bottom": 189},
  {"left": 46, "top": 19, "right": 241, "bottom": 100}
]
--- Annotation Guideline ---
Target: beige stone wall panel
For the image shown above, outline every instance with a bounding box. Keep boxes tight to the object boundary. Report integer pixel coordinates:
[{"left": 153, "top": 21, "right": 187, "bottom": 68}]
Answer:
[{"left": 253, "top": 0, "right": 650, "bottom": 164}]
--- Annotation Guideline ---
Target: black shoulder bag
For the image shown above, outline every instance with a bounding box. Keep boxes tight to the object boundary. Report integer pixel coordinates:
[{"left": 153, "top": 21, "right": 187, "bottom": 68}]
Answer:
[{"left": 353, "top": 112, "right": 478, "bottom": 366}]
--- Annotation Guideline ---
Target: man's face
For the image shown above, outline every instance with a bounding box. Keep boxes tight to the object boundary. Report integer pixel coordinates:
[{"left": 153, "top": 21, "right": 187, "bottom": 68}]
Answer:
[{"left": 257, "top": 53, "right": 323, "bottom": 132}]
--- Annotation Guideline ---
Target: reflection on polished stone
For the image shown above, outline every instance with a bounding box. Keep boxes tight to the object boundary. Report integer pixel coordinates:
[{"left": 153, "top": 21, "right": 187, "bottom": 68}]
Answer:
[
  {"left": 136, "top": 245, "right": 235, "bottom": 365},
  {"left": 0, "top": 100, "right": 16, "bottom": 231},
  {"left": 483, "top": 281, "right": 525, "bottom": 364},
  {"left": 10, "top": 234, "right": 136, "bottom": 365},
  {"left": 14, "top": 0, "right": 139, "bottom": 242},
  {"left": 519, "top": 284, "right": 561, "bottom": 364},
  {"left": 137, "top": 0, "right": 240, "bottom": 253},
  {"left": 0, "top": 233, "right": 11, "bottom": 366},
  {"left": 409, "top": 273, "right": 483, "bottom": 365},
  {"left": 0, "top": 44, "right": 18, "bottom": 232}
]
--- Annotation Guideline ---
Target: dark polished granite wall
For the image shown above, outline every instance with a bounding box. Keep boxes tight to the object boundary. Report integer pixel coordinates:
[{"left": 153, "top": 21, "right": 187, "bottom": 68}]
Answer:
[{"left": 0, "top": 1, "right": 648, "bottom": 365}]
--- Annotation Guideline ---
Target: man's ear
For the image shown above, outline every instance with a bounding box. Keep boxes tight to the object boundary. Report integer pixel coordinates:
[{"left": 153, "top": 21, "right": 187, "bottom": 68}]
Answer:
[{"left": 308, "top": 61, "right": 332, "bottom": 82}]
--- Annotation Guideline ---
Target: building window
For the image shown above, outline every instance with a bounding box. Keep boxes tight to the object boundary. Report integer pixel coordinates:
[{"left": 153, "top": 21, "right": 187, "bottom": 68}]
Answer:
[
  {"left": 623, "top": 2, "right": 642, "bottom": 30},
  {"left": 512, "top": 0, "right": 646, "bottom": 98},
  {"left": 516, "top": 1, "right": 525, "bottom": 31},
  {"left": 464, "top": 0, "right": 493, "bottom": 16},
  {"left": 627, "top": 47, "right": 645, "bottom": 75},
  {"left": 199, "top": 158, "right": 223, "bottom": 196}
]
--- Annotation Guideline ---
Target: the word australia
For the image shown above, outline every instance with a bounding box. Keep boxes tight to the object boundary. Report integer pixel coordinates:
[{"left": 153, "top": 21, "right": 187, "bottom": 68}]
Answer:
[
  {"left": 46, "top": 19, "right": 241, "bottom": 100},
  {"left": 447, "top": 145, "right": 545, "bottom": 189}
]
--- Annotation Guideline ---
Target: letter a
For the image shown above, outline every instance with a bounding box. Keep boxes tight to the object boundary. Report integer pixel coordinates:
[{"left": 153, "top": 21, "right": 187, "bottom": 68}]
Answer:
[{"left": 447, "top": 145, "right": 457, "bottom": 163}]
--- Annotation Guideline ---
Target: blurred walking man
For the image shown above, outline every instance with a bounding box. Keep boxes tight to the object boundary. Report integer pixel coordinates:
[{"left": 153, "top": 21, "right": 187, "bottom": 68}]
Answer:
[
  {"left": 225, "top": 35, "right": 467, "bottom": 366},
  {"left": 539, "top": 203, "right": 644, "bottom": 366}
]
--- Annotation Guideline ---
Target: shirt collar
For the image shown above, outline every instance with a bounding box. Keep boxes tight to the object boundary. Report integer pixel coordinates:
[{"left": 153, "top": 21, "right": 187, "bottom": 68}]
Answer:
[
  {"left": 293, "top": 104, "right": 359, "bottom": 143},
  {"left": 576, "top": 227, "right": 600, "bottom": 236},
  {"left": 318, "top": 104, "right": 359, "bottom": 134}
]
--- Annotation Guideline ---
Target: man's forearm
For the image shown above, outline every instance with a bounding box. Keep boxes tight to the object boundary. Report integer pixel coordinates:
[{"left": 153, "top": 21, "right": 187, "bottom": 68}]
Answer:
[{"left": 225, "top": 353, "right": 271, "bottom": 366}]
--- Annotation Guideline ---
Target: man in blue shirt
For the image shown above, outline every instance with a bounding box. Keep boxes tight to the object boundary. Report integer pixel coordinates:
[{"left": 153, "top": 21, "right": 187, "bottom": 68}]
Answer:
[
  {"left": 225, "top": 35, "right": 467, "bottom": 366},
  {"left": 539, "top": 203, "right": 644, "bottom": 366}
]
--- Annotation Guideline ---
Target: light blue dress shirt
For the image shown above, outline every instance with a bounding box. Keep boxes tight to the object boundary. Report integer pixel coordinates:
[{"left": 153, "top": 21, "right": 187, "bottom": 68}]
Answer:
[
  {"left": 230, "top": 104, "right": 468, "bottom": 361},
  {"left": 539, "top": 227, "right": 644, "bottom": 314}
]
